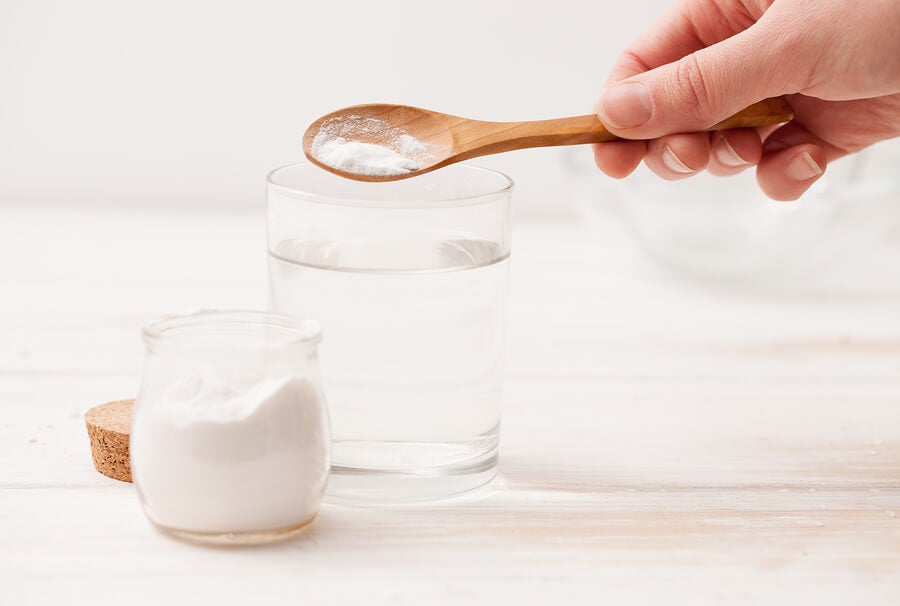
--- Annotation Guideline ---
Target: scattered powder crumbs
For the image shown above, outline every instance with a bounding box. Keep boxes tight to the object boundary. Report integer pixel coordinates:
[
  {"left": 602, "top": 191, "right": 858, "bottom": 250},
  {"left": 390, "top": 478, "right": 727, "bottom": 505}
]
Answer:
[
  {"left": 397, "top": 133, "right": 428, "bottom": 157},
  {"left": 310, "top": 116, "right": 431, "bottom": 177}
]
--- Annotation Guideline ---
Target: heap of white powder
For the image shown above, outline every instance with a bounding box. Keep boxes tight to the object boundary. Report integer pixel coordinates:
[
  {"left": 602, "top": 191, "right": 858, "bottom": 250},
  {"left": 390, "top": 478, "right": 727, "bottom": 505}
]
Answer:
[
  {"left": 130, "top": 372, "right": 329, "bottom": 534},
  {"left": 310, "top": 116, "right": 430, "bottom": 177}
]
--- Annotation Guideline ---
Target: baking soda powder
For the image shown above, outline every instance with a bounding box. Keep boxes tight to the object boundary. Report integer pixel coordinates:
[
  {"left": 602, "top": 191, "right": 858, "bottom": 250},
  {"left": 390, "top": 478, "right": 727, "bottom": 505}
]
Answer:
[
  {"left": 131, "top": 373, "right": 329, "bottom": 534},
  {"left": 310, "top": 116, "right": 430, "bottom": 176}
]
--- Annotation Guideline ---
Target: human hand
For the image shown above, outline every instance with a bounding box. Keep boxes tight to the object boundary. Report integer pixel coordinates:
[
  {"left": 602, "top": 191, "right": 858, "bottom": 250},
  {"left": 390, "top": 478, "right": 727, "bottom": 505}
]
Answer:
[{"left": 593, "top": 0, "right": 900, "bottom": 200}]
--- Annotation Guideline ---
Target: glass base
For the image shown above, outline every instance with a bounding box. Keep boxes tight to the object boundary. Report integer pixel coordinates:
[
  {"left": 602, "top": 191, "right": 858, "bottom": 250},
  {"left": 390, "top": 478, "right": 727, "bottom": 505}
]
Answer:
[
  {"left": 325, "top": 443, "right": 498, "bottom": 505},
  {"left": 151, "top": 515, "right": 317, "bottom": 546}
]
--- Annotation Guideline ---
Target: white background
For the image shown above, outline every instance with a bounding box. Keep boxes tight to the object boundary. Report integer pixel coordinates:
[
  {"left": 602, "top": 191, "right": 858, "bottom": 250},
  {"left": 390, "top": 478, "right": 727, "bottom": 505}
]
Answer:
[{"left": 0, "top": 0, "right": 670, "bottom": 219}]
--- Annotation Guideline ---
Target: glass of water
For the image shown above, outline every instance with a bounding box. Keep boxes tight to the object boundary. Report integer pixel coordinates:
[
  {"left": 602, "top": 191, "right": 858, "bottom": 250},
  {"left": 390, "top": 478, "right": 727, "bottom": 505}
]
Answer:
[{"left": 266, "top": 162, "right": 512, "bottom": 503}]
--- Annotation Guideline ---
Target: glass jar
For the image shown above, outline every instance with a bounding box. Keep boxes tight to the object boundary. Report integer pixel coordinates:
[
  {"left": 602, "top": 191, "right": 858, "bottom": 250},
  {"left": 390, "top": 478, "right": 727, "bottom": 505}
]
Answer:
[
  {"left": 130, "top": 310, "right": 329, "bottom": 545},
  {"left": 267, "top": 162, "right": 512, "bottom": 504}
]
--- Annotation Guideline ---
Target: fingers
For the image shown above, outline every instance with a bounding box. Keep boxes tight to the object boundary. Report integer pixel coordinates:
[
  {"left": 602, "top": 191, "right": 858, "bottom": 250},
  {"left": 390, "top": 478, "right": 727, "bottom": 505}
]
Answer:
[
  {"left": 592, "top": 0, "right": 855, "bottom": 199},
  {"left": 592, "top": 140, "right": 646, "bottom": 178},
  {"left": 594, "top": 122, "right": 835, "bottom": 200},
  {"left": 756, "top": 122, "right": 838, "bottom": 201},
  {"left": 757, "top": 145, "right": 826, "bottom": 201},
  {"left": 643, "top": 133, "right": 709, "bottom": 180},
  {"left": 597, "top": 32, "right": 787, "bottom": 140},
  {"left": 708, "top": 129, "right": 762, "bottom": 176},
  {"left": 594, "top": 130, "right": 763, "bottom": 181}
]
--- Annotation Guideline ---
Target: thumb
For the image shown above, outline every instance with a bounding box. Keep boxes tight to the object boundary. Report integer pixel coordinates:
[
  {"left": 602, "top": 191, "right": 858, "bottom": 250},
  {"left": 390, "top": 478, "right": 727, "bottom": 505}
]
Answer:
[{"left": 596, "top": 26, "right": 791, "bottom": 139}]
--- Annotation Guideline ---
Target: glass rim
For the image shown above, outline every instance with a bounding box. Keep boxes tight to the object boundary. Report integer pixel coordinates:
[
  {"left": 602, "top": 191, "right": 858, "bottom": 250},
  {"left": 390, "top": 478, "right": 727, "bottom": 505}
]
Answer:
[
  {"left": 266, "top": 161, "right": 514, "bottom": 209},
  {"left": 142, "top": 309, "right": 322, "bottom": 350}
]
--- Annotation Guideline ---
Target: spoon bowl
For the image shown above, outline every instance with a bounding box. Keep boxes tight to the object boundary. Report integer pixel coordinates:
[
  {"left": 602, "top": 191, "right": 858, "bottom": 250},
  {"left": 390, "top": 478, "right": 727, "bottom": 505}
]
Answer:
[
  {"left": 302, "top": 98, "right": 793, "bottom": 182},
  {"left": 302, "top": 104, "right": 458, "bottom": 181}
]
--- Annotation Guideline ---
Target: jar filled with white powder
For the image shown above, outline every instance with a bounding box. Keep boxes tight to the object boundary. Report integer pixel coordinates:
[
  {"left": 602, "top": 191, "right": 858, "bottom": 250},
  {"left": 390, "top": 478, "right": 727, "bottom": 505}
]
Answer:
[{"left": 130, "top": 310, "right": 329, "bottom": 545}]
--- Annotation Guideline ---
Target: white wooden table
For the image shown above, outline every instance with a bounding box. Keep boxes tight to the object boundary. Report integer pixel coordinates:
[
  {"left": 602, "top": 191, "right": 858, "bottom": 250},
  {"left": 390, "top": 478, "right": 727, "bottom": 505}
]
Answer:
[{"left": 2, "top": 206, "right": 898, "bottom": 604}]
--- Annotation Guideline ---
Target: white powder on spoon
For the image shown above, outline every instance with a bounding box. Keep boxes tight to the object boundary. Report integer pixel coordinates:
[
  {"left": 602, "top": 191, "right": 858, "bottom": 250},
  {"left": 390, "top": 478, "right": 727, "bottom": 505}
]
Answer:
[
  {"left": 310, "top": 116, "right": 430, "bottom": 177},
  {"left": 312, "top": 136, "right": 418, "bottom": 176}
]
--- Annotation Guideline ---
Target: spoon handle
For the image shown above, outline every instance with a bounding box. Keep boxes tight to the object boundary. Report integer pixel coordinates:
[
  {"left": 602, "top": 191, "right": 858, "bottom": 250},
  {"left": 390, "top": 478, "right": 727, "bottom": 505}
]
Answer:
[{"left": 455, "top": 97, "right": 793, "bottom": 156}]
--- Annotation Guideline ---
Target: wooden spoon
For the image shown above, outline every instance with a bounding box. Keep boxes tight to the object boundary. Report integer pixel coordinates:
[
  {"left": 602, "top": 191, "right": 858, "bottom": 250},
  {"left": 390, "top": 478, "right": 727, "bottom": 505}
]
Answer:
[{"left": 302, "top": 97, "right": 793, "bottom": 182}]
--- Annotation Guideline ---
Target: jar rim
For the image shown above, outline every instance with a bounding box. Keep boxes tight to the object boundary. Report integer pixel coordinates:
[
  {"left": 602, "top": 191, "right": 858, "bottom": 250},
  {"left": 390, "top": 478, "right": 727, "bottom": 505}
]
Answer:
[
  {"left": 266, "top": 161, "right": 514, "bottom": 209},
  {"left": 142, "top": 310, "right": 321, "bottom": 350}
]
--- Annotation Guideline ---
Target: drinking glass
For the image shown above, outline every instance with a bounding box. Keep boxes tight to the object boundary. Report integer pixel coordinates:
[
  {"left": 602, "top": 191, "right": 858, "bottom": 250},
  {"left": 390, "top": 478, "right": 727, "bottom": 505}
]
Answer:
[{"left": 267, "top": 162, "right": 512, "bottom": 503}]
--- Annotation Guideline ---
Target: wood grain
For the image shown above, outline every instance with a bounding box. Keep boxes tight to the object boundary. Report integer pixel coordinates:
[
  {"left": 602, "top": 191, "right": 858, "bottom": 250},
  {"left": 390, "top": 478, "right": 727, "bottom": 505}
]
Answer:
[
  {"left": 302, "top": 98, "right": 793, "bottom": 181},
  {"left": 0, "top": 207, "right": 897, "bottom": 605}
]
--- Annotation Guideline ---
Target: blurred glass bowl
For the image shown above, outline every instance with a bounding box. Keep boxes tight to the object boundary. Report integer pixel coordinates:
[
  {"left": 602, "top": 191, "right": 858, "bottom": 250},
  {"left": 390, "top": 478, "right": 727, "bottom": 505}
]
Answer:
[{"left": 564, "top": 138, "right": 900, "bottom": 289}]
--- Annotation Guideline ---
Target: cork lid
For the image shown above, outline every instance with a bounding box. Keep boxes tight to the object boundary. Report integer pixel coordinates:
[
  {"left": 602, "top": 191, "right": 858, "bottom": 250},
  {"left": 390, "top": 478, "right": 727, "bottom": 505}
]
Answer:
[{"left": 84, "top": 399, "right": 134, "bottom": 483}]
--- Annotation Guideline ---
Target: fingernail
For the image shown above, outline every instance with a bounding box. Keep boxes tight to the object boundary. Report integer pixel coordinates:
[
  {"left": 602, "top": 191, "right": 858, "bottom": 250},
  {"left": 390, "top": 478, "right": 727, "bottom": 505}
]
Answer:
[
  {"left": 786, "top": 151, "right": 823, "bottom": 181},
  {"left": 661, "top": 145, "right": 695, "bottom": 174},
  {"left": 599, "top": 81, "right": 652, "bottom": 129},
  {"left": 715, "top": 137, "right": 749, "bottom": 167}
]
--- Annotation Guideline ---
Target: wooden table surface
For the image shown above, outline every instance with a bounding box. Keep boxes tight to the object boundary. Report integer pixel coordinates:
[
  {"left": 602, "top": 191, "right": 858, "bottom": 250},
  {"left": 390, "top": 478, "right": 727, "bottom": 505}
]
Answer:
[{"left": 2, "top": 206, "right": 898, "bottom": 604}]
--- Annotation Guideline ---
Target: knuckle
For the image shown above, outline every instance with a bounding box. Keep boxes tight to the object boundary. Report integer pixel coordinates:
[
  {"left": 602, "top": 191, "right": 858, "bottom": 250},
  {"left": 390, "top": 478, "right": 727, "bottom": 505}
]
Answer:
[{"left": 672, "top": 54, "right": 715, "bottom": 123}]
